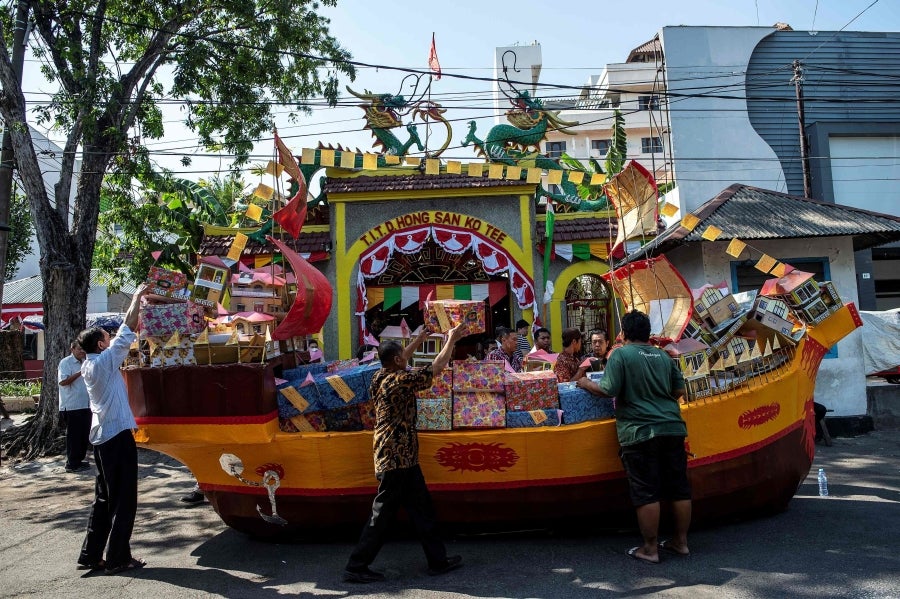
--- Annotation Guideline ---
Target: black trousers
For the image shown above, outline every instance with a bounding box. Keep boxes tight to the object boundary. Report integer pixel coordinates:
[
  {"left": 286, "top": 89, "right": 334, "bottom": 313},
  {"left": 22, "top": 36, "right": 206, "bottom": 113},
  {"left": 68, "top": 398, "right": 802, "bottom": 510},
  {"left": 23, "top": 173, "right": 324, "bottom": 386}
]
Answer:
[
  {"left": 61, "top": 408, "right": 92, "bottom": 468},
  {"left": 78, "top": 429, "right": 137, "bottom": 569},
  {"left": 347, "top": 465, "right": 447, "bottom": 570}
]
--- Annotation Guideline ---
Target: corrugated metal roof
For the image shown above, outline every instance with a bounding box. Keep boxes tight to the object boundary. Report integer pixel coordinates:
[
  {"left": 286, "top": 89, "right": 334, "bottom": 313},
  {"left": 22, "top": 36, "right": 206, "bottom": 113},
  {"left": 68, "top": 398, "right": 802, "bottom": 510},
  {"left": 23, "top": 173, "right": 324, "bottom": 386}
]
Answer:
[
  {"left": 4, "top": 269, "right": 137, "bottom": 304},
  {"left": 324, "top": 173, "right": 529, "bottom": 195},
  {"left": 619, "top": 184, "right": 900, "bottom": 264}
]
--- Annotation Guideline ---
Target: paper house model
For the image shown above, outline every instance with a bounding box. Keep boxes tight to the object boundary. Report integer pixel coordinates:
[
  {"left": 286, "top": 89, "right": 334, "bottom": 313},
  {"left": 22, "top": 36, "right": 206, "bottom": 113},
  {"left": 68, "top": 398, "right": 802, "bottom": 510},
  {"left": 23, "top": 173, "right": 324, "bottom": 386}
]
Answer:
[
  {"left": 411, "top": 333, "right": 444, "bottom": 368},
  {"left": 693, "top": 283, "right": 740, "bottom": 330},
  {"left": 665, "top": 338, "right": 712, "bottom": 400},
  {"left": 230, "top": 268, "right": 287, "bottom": 316},
  {"left": 816, "top": 281, "right": 844, "bottom": 321},
  {"left": 759, "top": 267, "right": 830, "bottom": 324},
  {"left": 230, "top": 311, "right": 276, "bottom": 337},
  {"left": 192, "top": 256, "right": 232, "bottom": 310},
  {"left": 751, "top": 296, "right": 794, "bottom": 336},
  {"left": 379, "top": 325, "right": 410, "bottom": 347}
]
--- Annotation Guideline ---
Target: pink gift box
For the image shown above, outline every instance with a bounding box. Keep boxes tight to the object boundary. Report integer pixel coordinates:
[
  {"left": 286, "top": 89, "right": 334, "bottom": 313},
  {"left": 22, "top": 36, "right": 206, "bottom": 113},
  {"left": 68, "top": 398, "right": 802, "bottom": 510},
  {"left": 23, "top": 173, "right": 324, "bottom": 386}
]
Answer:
[
  {"left": 140, "top": 301, "right": 206, "bottom": 337},
  {"left": 452, "top": 391, "right": 506, "bottom": 428},
  {"left": 416, "top": 398, "right": 452, "bottom": 430},
  {"left": 452, "top": 360, "right": 505, "bottom": 392},
  {"left": 503, "top": 371, "right": 560, "bottom": 412},
  {"left": 425, "top": 300, "right": 485, "bottom": 335},
  {"left": 327, "top": 358, "right": 359, "bottom": 373},
  {"left": 145, "top": 266, "right": 188, "bottom": 297},
  {"left": 416, "top": 367, "right": 453, "bottom": 400}
]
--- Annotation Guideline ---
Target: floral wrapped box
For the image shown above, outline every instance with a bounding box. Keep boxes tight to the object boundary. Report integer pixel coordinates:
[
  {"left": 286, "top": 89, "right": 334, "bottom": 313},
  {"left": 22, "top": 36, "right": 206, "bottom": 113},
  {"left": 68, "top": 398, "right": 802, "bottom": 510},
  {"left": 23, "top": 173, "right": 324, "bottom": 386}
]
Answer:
[
  {"left": 452, "top": 360, "right": 505, "bottom": 393},
  {"left": 141, "top": 301, "right": 206, "bottom": 337},
  {"left": 358, "top": 400, "right": 377, "bottom": 430},
  {"left": 145, "top": 266, "right": 188, "bottom": 298},
  {"left": 506, "top": 408, "right": 562, "bottom": 428},
  {"left": 415, "top": 367, "right": 453, "bottom": 400},
  {"left": 326, "top": 358, "right": 359, "bottom": 373},
  {"left": 416, "top": 398, "right": 452, "bottom": 431},
  {"left": 425, "top": 300, "right": 485, "bottom": 335},
  {"left": 291, "top": 411, "right": 328, "bottom": 432},
  {"left": 503, "top": 371, "right": 560, "bottom": 412},
  {"left": 557, "top": 382, "right": 615, "bottom": 425},
  {"left": 452, "top": 391, "right": 506, "bottom": 429}
]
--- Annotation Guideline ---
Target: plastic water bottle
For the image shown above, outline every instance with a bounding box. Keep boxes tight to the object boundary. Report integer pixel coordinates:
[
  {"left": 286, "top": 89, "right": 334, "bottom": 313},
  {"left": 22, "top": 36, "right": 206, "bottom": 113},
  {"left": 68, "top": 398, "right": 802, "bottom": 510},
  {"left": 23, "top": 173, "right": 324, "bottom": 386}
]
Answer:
[{"left": 817, "top": 468, "right": 829, "bottom": 497}]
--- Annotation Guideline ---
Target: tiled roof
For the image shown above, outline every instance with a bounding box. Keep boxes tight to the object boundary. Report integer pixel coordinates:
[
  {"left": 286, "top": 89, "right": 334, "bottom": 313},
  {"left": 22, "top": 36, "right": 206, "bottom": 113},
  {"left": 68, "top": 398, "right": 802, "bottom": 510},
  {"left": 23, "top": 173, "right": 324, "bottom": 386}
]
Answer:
[
  {"left": 198, "top": 231, "right": 331, "bottom": 256},
  {"left": 324, "top": 173, "right": 531, "bottom": 195},
  {"left": 619, "top": 184, "right": 900, "bottom": 264},
  {"left": 536, "top": 216, "right": 666, "bottom": 244},
  {"left": 626, "top": 35, "right": 663, "bottom": 62}
]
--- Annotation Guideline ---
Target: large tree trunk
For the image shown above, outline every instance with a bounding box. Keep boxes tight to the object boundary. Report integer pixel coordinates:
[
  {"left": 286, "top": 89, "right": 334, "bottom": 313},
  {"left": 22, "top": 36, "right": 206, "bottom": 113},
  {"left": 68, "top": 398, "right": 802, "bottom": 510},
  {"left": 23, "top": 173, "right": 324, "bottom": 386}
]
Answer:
[{"left": 0, "top": 329, "right": 24, "bottom": 379}]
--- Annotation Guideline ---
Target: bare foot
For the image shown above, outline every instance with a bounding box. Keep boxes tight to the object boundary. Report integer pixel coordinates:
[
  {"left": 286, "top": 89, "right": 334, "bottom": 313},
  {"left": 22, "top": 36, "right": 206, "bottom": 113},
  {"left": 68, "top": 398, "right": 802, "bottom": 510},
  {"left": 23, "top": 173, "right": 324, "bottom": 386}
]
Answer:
[
  {"left": 658, "top": 539, "right": 690, "bottom": 556},
  {"left": 627, "top": 546, "right": 659, "bottom": 564}
]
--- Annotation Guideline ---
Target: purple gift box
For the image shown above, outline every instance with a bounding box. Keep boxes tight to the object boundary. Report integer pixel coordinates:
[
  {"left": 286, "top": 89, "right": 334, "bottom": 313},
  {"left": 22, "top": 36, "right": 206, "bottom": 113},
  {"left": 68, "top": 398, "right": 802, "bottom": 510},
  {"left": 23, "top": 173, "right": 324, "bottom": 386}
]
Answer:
[
  {"left": 452, "top": 391, "right": 506, "bottom": 429},
  {"left": 416, "top": 367, "right": 453, "bottom": 400},
  {"left": 452, "top": 360, "right": 505, "bottom": 393}
]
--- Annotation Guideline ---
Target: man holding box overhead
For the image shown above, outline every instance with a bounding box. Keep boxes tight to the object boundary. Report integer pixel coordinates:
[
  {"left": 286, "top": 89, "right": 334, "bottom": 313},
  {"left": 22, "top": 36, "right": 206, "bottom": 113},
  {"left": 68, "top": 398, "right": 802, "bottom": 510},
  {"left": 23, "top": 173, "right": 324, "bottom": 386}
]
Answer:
[{"left": 344, "top": 324, "right": 466, "bottom": 583}]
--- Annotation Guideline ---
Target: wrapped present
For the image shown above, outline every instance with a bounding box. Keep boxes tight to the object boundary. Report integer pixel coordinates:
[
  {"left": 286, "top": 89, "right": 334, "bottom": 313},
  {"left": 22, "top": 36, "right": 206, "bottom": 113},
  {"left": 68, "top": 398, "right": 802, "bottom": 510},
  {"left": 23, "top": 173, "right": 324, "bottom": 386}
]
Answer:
[
  {"left": 503, "top": 370, "right": 560, "bottom": 412},
  {"left": 146, "top": 266, "right": 188, "bottom": 298},
  {"left": 416, "top": 398, "right": 452, "bottom": 430},
  {"left": 425, "top": 300, "right": 485, "bottom": 335},
  {"left": 314, "top": 363, "right": 380, "bottom": 409},
  {"left": 327, "top": 358, "right": 360, "bottom": 373},
  {"left": 141, "top": 300, "right": 206, "bottom": 337},
  {"left": 358, "top": 400, "right": 377, "bottom": 430},
  {"left": 279, "top": 417, "right": 299, "bottom": 433},
  {"left": 452, "top": 360, "right": 505, "bottom": 392},
  {"left": 323, "top": 405, "right": 363, "bottom": 432},
  {"left": 283, "top": 363, "right": 328, "bottom": 381},
  {"left": 506, "top": 409, "right": 562, "bottom": 428},
  {"left": 557, "top": 382, "right": 615, "bottom": 424},
  {"left": 277, "top": 380, "right": 322, "bottom": 415},
  {"left": 415, "top": 367, "right": 453, "bottom": 400},
  {"left": 452, "top": 391, "right": 506, "bottom": 429},
  {"left": 293, "top": 411, "right": 328, "bottom": 432},
  {"left": 147, "top": 334, "right": 196, "bottom": 367}
]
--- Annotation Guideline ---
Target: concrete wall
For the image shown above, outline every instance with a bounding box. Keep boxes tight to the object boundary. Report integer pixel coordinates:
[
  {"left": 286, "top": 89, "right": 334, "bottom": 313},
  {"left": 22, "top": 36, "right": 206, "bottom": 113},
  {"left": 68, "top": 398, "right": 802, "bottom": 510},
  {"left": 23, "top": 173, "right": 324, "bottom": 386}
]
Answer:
[
  {"left": 659, "top": 26, "right": 786, "bottom": 211},
  {"left": 667, "top": 236, "right": 864, "bottom": 416}
]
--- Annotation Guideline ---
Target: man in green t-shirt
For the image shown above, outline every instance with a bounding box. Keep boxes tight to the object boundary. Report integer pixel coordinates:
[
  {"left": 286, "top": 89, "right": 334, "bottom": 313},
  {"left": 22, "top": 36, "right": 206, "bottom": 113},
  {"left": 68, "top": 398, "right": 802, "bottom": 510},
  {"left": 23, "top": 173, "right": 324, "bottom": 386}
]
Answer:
[{"left": 577, "top": 310, "right": 691, "bottom": 564}]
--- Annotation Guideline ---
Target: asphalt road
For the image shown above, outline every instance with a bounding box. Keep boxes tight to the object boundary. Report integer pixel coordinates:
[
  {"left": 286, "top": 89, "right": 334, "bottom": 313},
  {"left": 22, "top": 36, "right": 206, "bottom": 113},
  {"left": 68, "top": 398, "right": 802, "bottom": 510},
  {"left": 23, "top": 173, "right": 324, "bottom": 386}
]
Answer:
[{"left": 1, "top": 423, "right": 899, "bottom": 598}]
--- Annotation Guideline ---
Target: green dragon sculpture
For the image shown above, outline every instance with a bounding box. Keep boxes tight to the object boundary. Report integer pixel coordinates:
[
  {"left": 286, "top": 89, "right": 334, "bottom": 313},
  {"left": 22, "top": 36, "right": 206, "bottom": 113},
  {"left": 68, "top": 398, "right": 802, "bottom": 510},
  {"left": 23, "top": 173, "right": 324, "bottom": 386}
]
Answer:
[{"left": 461, "top": 91, "right": 609, "bottom": 212}]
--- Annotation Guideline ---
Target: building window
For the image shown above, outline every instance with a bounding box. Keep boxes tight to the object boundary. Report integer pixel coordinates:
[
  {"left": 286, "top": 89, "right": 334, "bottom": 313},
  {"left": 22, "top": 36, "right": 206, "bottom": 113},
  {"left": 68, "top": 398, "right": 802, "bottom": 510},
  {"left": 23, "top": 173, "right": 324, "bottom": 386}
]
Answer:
[
  {"left": 638, "top": 95, "right": 660, "bottom": 110},
  {"left": 591, "top": 139, "right": 611, "bottom": 156},
  {"left": 641, "top": 137, "right": 663, "bottom": 154},
  {"left": 236, "top": 303, "right": 246, "bottom": 312},
  {"left": 546, "top": 141, "right": 566, "bottom": 158}
]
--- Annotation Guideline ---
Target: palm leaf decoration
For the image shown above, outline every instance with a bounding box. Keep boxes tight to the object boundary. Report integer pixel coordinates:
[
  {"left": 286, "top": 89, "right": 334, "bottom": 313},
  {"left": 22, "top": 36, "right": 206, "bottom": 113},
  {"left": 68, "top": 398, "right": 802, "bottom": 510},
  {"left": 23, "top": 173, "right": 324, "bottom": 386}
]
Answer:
[{"left": 604, "top": 109, "right": 627, "bottom": 177}]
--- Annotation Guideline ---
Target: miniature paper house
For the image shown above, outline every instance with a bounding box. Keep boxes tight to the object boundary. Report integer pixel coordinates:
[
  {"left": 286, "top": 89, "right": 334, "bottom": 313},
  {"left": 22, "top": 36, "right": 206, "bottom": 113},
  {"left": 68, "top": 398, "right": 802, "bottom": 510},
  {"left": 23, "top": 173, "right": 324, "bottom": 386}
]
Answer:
[
  {"left": 192, "top": 256, "right": 232, "bottom": 310},
  {"left": 230, "top": 267, "right": 287, "bottom": 316},
  {"left": 379, "top": 325, "right": 410, "bottom": 347},
  {"left": 230, "top": 311, "right": 276, "bottom": 337},
  {"left": 751, "top": 296, "right": 794, "bottom": 336},
  {"left": 412, "top": 333, "right": 444, "bottom": 368},
  {"left": 760, "top": 267, "right": 830, "bottom": 324},
  {"left": 693, "top": 284, "right": 740, "bottom": 329}
]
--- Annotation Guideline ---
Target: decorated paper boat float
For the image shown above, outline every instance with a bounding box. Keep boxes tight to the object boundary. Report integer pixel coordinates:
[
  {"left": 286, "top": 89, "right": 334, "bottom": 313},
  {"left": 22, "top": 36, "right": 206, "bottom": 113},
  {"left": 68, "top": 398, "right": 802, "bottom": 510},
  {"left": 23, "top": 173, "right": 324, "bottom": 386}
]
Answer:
[{"left": 125, "top": 249, "right": 861, "bottom": 538}]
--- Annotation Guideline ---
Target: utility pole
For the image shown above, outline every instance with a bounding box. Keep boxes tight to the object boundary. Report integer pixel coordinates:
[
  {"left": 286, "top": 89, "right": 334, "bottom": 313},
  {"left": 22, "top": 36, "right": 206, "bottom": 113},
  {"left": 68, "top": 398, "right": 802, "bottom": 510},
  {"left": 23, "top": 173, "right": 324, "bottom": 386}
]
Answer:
[
  {"left": 792, "top": 59, "right": 812, "bottom": 198},
  {"left": 0, "top": 1, "right": 31, "bottom": 309}
]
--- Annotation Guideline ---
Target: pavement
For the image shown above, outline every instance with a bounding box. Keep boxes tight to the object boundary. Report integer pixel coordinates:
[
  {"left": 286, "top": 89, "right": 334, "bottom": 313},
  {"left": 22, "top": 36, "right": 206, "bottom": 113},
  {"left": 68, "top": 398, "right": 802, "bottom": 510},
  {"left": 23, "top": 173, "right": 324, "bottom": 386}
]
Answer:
[{"left": 1, "top": 417, "right": 899, "bottom": 598}]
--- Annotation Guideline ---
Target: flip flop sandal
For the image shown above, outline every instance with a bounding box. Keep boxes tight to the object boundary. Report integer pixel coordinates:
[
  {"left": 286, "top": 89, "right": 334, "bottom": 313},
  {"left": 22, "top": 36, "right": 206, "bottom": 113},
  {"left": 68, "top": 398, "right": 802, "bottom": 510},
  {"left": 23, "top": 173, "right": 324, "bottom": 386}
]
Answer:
[
  {"left": 627, "top": 547, "right": 659, "bottom": 564},
  {"left": 658, "top": 539, "right": 691, "bottom": 557},
  {"left": 104, "top": 558, "right": 146, "bottom": 575}
]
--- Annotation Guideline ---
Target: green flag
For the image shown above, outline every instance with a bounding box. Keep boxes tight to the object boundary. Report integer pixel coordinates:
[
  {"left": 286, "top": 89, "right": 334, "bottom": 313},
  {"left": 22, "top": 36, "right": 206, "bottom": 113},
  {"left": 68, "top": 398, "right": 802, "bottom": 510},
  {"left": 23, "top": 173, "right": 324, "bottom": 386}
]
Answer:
[{"left": 542, "top": 202, "right": 555, "bottom": 303}]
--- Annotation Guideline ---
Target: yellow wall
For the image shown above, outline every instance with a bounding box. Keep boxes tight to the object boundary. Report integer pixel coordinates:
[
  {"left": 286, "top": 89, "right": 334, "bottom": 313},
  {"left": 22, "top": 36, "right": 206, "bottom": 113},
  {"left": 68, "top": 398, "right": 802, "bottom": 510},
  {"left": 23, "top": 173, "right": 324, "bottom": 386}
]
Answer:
[{"left": 548, "top": 260, "right": 611, "bottom": 352}]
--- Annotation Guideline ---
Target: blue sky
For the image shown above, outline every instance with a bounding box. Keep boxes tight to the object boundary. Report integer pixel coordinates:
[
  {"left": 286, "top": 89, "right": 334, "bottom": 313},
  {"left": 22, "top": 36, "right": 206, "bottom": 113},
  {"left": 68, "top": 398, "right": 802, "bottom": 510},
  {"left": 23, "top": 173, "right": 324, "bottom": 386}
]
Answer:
[{"left": 25, "top": 0, "right": 900, "bottom": 182}]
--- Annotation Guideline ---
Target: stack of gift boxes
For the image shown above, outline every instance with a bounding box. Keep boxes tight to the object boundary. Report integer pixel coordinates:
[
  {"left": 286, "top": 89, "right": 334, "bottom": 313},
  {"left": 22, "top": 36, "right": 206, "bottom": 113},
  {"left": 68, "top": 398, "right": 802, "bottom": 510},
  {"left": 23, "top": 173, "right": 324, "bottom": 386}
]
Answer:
[{"left": 277, "top": 361, "right": 381, "bottom": 432}]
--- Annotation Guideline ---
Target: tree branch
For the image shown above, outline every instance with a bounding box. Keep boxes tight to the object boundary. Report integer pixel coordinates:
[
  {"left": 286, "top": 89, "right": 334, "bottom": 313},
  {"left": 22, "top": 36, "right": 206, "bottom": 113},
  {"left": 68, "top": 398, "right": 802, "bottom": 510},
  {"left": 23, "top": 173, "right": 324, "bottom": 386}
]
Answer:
[{"left": 30, "top": 1, "right": 80, "bottom": 94}]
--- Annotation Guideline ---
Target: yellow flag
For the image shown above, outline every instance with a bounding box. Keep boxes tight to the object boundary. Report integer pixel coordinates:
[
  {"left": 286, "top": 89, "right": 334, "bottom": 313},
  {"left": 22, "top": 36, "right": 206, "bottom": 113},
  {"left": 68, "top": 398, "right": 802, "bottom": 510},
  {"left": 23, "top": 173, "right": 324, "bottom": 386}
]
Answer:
[
  {"left": 265, "top": 160, "right": 284, "bottom": 177},
  {"left": 363, "top": 153, "right": 379, "bottom": 170},
  {"left": 770, "top": 262, "right": 788, "bottom": 278},
  {"left": 339, "top": 151, "right": 356, "bottom": 169},
  {"left": 526, "top": 167, "right": 543, "bottom": 184},
  {"left": 425, "top": 158, "right": 440, "bottom": 175},
  {"left": 566, "top": 171, "right": 585, "bottom": 185},
  {"left": 726, "top": 238, "right": 747, "bottom": 258},
  {"left": 681, "top": 213, "right": 700, "bottom": 231},
  {"left": 547, "top": 169, "right": 563, "bottom": 185},
  {"left": 301, "top": 148, "right": 316, "bottom": 165},
  {"left": 226, "top": 329, "right": 240, "bottom": 345},
  {"left": 660, "top": 202, "right": 679, "bottom": 217},
  {"left": 226, "top": 243, "right": 243, "bottom": 262},
  {"left": 195, "top": 328, "right": 209, "bottom": 345},
  {"left": 245, "top": 203, "right": 263, "bottom": 222},
  {"left": 405, "top": 157, "right": 421, "bottom": 167},
  {"left": 255, "top": 255, "right": 272, "bottom": 269},
  {"left": 384, "top": 155, "right": 401, "bottom": 165},
  {"left": 165, "top": 330, "right": 181, "bottom": 349},
  {"left": 233, "top": 232, "right": 248, "bottom": 250},
  {"left": 505, "top": 165, "right": 522, "bottom": 180},
  {"left": 146, "top": 337, "right": 158, "bottom": 353},
  {"left": 446, "top": 161, "right": 462, "bottom": 174},
  {"left": 589, "top": 173, "right": 606, "bottom": 185},
  {"left": 701, "top": 225, "right": 723, "bottom": 241},
  {"left": 755, "top": 254, "right": 777, "bottom": 274},
  {"left": 252, "top": 183, "right": 274, "bottom": 201},
  {"left": 488, "top": 164, "right": 504, "bottom": 179},
  {"left": 319, "top": 149, "right": 335, "bottom": 167},
  {"left": 467, "top": 162, "right": 484, "bottom": 178}
]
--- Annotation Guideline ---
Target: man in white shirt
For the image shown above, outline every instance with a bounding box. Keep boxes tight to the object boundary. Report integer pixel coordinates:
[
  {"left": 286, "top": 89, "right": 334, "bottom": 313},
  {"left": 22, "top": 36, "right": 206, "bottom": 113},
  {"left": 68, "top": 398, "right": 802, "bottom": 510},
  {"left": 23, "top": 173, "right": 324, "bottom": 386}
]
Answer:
[
  {"left": 76, "top": 284, "right": 149, "bottom": 575},
  {"left": 58, "top": 341, "right": 91, "bottom": 472}
]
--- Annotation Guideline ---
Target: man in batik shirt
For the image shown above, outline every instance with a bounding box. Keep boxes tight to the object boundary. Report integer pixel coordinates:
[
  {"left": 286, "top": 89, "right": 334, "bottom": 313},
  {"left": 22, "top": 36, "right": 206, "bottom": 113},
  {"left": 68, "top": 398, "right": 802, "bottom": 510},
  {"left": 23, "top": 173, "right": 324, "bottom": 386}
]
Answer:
[{"left": 486, "top": 326, "right": 523, "bottom": 372}]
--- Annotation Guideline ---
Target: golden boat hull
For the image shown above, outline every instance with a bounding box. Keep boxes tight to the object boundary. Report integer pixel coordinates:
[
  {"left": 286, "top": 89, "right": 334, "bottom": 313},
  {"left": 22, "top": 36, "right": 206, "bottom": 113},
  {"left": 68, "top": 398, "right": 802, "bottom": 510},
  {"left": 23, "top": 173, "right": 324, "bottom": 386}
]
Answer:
[{"left": 127, "top": 304, "right": 861, "bottom": 538}]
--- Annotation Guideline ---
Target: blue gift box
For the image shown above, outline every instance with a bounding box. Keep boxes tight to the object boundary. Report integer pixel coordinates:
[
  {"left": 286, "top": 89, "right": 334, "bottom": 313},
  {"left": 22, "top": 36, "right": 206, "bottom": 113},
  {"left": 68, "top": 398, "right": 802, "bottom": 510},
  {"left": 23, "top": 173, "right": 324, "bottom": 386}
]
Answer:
[
  {"left": 557, "top": 382, "right": 615, "bottom": 424},
  {"left": 505, "top": 408, "right": 562, "bottom": 428},
  {"left": 283, "top": 362, "right": 328, "bottom": 381},
  {"left": 276, "top": 379, "right": 323, "bottom": 417},
  {"left": 313, "top": 363, "right": 380, "bottom": 409},
  {"left": 323, "top": 405, "right": 363, "bottom": 432}
]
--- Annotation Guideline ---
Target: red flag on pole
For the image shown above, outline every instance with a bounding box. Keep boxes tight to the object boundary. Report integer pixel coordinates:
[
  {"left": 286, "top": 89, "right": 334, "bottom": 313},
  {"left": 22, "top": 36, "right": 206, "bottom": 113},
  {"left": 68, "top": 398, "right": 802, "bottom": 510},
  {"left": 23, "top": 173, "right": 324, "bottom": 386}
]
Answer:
[
  {"left": 428, "top": 33, "right": 441, "bottom": 80},
  {"left": 273, "top": 131, "right": 308, "bottom": 239}
]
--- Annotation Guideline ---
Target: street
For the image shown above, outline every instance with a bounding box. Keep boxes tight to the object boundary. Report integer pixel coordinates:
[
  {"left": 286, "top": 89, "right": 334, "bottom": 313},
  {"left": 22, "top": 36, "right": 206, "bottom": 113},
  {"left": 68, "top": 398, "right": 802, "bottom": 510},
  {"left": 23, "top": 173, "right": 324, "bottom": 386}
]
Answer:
[{"left": 1, "top": 426, "right": 899, "bottom": 598}]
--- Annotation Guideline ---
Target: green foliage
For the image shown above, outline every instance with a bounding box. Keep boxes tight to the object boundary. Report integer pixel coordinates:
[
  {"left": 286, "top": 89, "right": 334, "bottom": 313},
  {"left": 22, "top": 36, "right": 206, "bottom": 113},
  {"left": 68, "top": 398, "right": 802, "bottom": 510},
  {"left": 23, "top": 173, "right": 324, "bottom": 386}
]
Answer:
[
  {"left": 604, "top": 110, "right": 628, "bottom": 177},
  {"left": 5, "top": 186, "right": 35, "bottom": 279},
  {"left": 0, "top": 378, "right": 41, "bottom": 396},
  {"left": 558, "top": 152, "right": 606, "bottom": 201}
]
